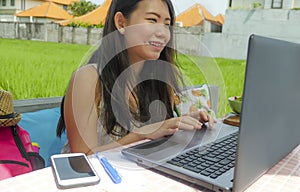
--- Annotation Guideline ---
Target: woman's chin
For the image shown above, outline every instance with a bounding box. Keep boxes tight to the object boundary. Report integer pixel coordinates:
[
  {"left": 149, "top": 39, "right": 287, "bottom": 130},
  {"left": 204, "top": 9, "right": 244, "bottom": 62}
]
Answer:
[{"left": 146, "top": 53, "right": 162, "bottom": 61}]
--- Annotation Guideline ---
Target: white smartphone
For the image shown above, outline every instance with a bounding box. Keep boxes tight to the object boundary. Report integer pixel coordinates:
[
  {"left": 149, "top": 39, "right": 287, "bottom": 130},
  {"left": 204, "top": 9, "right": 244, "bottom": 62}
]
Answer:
[{"left": 50, "top": 153, "right": 100, "bottom": 189}]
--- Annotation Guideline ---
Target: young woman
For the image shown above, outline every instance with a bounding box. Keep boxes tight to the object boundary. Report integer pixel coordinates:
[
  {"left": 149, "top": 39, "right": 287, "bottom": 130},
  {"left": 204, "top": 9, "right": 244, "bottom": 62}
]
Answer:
[{"left": 57, "top": 0, "right": 215, "bottom": 155}]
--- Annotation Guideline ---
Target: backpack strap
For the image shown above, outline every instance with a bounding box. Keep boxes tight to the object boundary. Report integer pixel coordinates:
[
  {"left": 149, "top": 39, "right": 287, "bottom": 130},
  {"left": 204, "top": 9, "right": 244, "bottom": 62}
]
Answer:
[{"left": 11, "top": 125, "right": 29, "bottom": 161}]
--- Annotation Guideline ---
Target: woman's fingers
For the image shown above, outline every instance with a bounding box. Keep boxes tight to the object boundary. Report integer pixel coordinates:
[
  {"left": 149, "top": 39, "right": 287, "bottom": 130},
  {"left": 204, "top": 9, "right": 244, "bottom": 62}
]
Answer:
[
  {"left": 167, "top": 116, "right": 203, "bottom": 130},
  {"left": 199, "top": 111, "right": 216, "bottom": 128},
  {"left": 177, "top": 122, "right": 194, "bottom": 130},
  {"left": 143, "top": 114, "right": 216, "bottom": 140},
  {"left": 199, "top": 111, "right": 209, "bottom": 121}
]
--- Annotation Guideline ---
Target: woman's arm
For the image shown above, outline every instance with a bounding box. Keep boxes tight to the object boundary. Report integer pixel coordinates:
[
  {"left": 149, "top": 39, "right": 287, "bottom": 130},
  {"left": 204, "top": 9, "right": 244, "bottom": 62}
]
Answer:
[
  {"left": 92, "top": 115, "right": 205, "bottom": 153},
  {"left": 64, "top": 65, "right": 100, "bottom": 154},
  {"left": 63, "top": 65, "right": 151, "bottom": 154},
  {"left": 64, "top": 65, "right": 213, "bottom": 155}
]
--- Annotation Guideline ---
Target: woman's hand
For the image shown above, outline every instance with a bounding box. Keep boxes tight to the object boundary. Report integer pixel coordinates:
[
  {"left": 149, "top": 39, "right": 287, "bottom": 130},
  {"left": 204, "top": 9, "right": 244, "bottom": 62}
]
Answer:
[
  {"left": 187, "top": 110, "right": 216, "bottom": 128},
  {"left": 135, "top": 116, "right": 205, "bottom": 140}
]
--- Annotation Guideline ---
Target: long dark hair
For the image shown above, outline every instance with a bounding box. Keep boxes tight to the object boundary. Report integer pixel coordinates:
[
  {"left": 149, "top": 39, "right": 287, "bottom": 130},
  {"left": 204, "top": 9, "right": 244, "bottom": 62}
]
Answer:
[{"left": 57, "top": 0, "right": 182, "bottom": 137}]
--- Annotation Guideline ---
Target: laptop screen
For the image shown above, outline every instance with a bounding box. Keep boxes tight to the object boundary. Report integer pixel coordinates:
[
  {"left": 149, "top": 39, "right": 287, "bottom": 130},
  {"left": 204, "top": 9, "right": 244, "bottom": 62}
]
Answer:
[
  {"left": 121, "top": 35, "right": 300, "bottom": 192},
  {"left": 233, "top": 34, "right": 300, "bottom": 191}
]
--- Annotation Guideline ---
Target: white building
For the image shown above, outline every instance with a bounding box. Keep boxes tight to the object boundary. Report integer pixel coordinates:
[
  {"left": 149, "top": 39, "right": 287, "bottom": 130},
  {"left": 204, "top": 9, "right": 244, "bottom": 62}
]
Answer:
[
  {"left": 201, "top": 0, "right": 300, "bottom": 59},
  {"left": 0, "top": 0, "right": 77, "bottom": 22}
]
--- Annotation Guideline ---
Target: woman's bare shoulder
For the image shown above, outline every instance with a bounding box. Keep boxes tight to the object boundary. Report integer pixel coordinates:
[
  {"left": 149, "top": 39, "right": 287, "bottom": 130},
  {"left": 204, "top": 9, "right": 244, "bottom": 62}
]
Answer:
[
  {"left": 66, "top": 64, "right": 100, "bottom": 94},
  {"left": 65, "top": 64, "right": 102, "bottom": 107},
  {"left": 73, "top": 64, "right": 98, "bottom": 80}
]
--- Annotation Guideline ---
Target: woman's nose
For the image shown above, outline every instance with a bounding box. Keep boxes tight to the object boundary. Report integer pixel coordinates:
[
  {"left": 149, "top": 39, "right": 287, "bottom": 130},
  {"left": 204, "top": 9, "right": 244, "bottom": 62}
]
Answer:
[{"left": 154, "top": 24, "right": 170, "bottom": 38}]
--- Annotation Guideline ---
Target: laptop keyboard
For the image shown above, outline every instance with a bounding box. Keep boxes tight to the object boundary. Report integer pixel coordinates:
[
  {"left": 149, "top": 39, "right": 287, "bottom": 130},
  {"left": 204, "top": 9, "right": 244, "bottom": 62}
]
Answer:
[{"left": 167, "top": 132, "right": 238, "bottom": 179}]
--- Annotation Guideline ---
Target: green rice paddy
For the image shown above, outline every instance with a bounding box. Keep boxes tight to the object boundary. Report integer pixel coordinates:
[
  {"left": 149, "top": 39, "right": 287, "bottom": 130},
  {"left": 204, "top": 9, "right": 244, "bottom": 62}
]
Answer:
[{"left": 0, "top": 38, "right": 246, "bottom": 116}]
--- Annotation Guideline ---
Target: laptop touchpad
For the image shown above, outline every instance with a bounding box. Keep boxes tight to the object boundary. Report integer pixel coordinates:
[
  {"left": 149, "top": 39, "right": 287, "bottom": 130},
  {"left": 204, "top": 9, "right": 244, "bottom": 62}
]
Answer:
[
  {"left": 128, "top": 123, "right": 238, "bottom": 163},
  {"left": 128, "top": 138, "right": 184, "bottom": 162}
]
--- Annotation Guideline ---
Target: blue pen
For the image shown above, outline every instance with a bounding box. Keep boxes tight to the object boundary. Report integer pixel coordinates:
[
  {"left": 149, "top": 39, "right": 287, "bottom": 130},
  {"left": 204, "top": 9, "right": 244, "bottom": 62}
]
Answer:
[{"left": 96, "top": 152, "right": 122, "bottom": 184}]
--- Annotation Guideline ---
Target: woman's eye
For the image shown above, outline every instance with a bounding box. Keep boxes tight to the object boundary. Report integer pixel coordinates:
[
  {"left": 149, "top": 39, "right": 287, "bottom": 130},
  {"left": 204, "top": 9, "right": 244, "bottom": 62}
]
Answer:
[
  {"left": 147, "top": 18, "right": 157, "bottom": 23},
  {"left": 164, "top": 23, "right": 171, "bottom": 28}
]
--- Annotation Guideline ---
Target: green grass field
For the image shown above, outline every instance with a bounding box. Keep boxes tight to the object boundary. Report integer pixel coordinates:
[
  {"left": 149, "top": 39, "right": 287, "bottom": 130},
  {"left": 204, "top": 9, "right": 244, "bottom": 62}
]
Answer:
[
  {"left": 0, "top": 38, "right": 246, "bottom": 116},
  {"left": 0, "top": 38, "right": 92, "bottom": 99}
]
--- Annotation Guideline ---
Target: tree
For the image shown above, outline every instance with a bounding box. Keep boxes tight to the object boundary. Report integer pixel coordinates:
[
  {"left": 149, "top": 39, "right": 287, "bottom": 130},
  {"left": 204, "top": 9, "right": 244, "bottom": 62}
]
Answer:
[{"left": 68, "top": 0, "right": 98, "bottom": 17}]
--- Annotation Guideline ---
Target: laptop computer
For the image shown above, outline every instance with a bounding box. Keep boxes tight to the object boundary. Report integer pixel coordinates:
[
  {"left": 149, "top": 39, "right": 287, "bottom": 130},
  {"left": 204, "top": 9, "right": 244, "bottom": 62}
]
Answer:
[{"left": 121, "top": 34, "right": 300, "bottom": 192}]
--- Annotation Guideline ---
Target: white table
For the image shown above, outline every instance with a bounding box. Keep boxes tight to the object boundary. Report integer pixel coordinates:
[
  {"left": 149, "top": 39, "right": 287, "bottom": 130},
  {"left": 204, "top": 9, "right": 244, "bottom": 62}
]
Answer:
[{"left": 0, "top": 144, "right": 299, "bottom": 192}]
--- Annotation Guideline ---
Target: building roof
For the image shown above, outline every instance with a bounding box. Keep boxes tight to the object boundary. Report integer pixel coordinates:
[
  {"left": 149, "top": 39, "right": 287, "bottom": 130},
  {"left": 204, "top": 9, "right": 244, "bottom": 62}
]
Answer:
[
  {"left": 59, "top": 0, "right": 111, "bottom": 26},
  {"left": 175, "top": 4, "right": 224, "bottom": 27},
  {"left": 215, "top": 14, "right": 225, "bottom": 25},
  {"left": 44, "top": 0, "right": 79, "bottom": 6},
  {"left": 15, "top": 2, "right": 73, "bottom": 20}
]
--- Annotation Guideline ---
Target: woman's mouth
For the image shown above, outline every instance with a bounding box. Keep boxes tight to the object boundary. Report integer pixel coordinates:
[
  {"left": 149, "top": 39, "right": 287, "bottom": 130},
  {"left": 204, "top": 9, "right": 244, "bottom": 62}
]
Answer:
[{"left": 149, "top": 41, "right": 164, "bottom": 50}]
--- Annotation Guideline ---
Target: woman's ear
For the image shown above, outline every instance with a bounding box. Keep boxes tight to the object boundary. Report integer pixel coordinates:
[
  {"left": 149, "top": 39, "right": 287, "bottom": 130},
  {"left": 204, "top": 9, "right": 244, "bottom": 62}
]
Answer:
[{"left": 114, "top": 12, "right": 127, "bottom": 35}]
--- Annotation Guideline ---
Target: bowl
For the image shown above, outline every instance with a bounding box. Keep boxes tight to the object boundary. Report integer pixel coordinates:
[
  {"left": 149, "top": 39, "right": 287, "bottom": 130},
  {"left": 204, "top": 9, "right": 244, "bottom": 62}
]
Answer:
[{"left": 228, "top": 96, "right": 242, "bottom": 114}]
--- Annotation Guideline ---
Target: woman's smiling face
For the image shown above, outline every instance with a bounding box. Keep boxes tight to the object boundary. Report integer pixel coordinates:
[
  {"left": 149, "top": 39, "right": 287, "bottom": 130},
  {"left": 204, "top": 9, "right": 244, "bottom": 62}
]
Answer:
[{"left": 120, "top": 0, "right": 171, "bottom": 64}]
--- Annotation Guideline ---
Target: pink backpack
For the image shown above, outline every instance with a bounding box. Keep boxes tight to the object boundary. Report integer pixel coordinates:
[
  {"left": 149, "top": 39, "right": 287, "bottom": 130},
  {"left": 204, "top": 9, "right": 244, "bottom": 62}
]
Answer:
[{"left": 0, "top": 125, "right": 45, "bottom": 180}]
